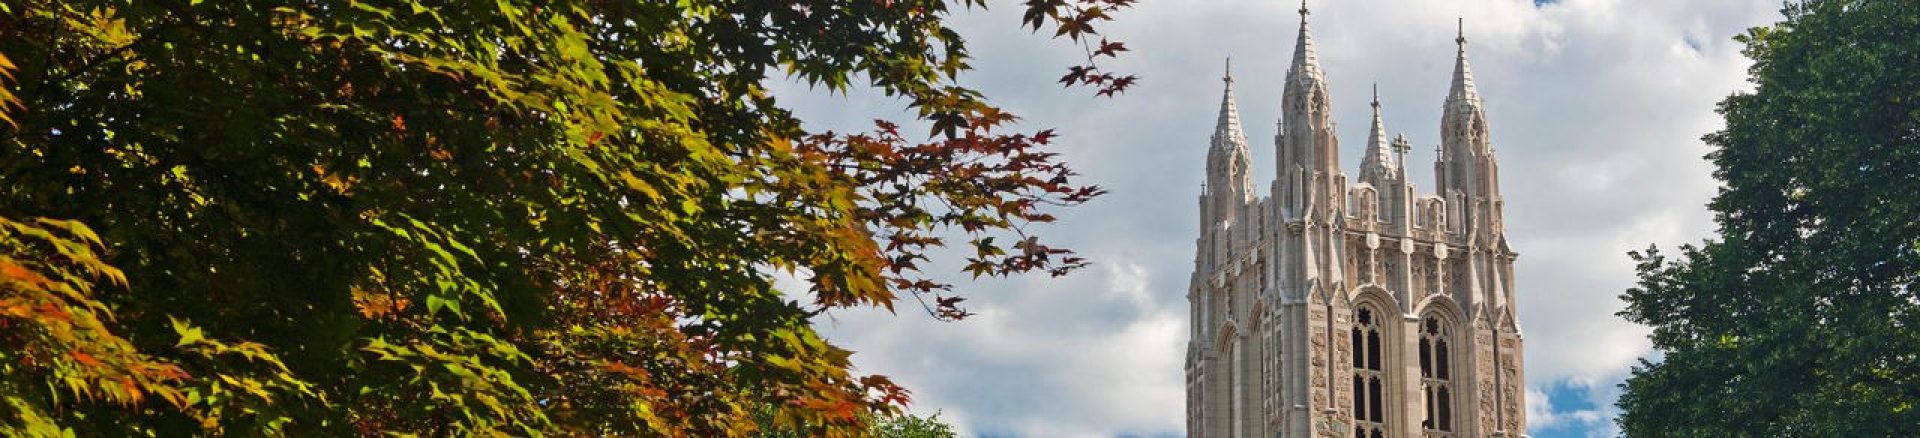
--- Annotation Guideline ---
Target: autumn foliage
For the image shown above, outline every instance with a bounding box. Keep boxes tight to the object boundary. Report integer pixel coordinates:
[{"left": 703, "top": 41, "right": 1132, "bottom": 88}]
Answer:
[{"left": 0, "top": 0, "right": 1128, "bottom": 435}]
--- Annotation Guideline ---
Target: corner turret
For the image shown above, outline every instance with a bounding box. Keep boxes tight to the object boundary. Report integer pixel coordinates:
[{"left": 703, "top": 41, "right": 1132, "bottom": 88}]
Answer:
[{"left": 1276, "top": 0, "right": 1340, "bottom": 220}]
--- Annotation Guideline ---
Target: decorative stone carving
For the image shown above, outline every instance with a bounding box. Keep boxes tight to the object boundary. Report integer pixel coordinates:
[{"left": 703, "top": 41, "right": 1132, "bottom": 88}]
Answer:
[
  {"left": 1477, "top": 328, "right": 1496, "bottom": 433},
  {"left": 1500, "top": 335, "right": 1522, "bottom": 432}
]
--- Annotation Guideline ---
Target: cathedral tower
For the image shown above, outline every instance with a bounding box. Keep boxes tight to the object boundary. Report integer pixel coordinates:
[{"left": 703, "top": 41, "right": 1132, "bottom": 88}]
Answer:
[{"left": 1186, "top": 6, "right": 1528, "bottom": 437}]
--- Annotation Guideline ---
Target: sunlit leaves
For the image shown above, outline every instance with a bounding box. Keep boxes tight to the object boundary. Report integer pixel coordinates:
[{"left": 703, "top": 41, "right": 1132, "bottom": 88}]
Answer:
[
  {"left": 0, "top": 53, "right": 21, "bottom": 128},
  {"left": 0, "top": 217, "right": 179, "bottom": 427},
  {"left": 168, "top": 318, "right": 324, "bottom": 434},
  {"left": 360, "top": 328, "right": 546, "bottom": 435},
  {"left": 0, "top": 0, "right": 1129, "bottom": 434}
]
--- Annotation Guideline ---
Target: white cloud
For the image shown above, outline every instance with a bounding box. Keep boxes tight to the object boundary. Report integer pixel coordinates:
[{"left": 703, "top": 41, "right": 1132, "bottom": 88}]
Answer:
[
  {"left": 771, "top": 0, "right": 1784, "bottom": 435},
  {"left": 1527, "top": 379, "right": 1626, "bottom": 438}
]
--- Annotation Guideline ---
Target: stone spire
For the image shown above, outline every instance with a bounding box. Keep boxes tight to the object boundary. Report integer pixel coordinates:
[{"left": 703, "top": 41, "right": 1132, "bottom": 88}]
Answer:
[
  {"left": 1437, "top": 17, "right": 1504, "bottom": 242},
  {"left": 1207, "top": 57, "right": 1254, "bottom": 208},
  {"left": 1360, "top": 83, "right": 1397, "bottom": 184},
  {"left": 1212, "top": 58, "right": 1246, "bottom": 147},
  {"left": 1446, "top": 18, "right": 1483, "bottom": 112},
  {"left": 1441, "top": 17, "right": 1491, "bottom": 164},
  {"left": 1288, "top": 0, "right": 1324, "bottom": 87},
  {"left": 1443, "top": 16, "right": 1489, "bottom": 172},
  {"left": 1278, "top": 0, "right": 1339, "bottom": 219}
]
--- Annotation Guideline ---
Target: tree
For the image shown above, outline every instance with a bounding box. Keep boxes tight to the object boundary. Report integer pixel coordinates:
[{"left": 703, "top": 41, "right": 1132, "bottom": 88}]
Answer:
[
  {"left": 1616, "top": 0, "right": 1920, "bottom": 435},
  {"left": 0, "top": 0, "right": 1131, "bottom": 434},
  {"left": 754, "top": 405, "right": 958, "bottom": 438},
  {"left": 869, "top": 411, "right": 958, "bottom": 437}
]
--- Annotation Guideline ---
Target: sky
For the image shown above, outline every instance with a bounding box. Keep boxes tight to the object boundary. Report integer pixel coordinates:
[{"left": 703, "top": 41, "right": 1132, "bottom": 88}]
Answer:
[{"left": 768, "top": 0, "right": 1787, "bottom": 436}]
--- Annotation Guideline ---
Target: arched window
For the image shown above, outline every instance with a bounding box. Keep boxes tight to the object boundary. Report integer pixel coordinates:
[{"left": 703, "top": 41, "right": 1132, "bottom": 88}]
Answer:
[
  {"left": 1420, "top": 316, "right": 1455, "bottom": 434},
  {"left": 1351, "top": 306, "right": 1386, "bottom": 438}
]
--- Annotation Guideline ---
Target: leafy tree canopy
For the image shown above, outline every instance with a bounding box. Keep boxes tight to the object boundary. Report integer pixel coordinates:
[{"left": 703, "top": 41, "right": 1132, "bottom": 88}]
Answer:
[
  {"left": 754, "top": 405, "right": 957, "bottom": 438},
  {"left": 1616, "top": 0, "right": 1920, "bottom": 435},
  {"left": 0, "top": 0, "right": 1130, "bottom": 435}
]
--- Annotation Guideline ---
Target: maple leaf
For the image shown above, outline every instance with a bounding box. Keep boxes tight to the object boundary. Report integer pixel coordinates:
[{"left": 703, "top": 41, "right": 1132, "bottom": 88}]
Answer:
[
  {"left": 1058, "top": 65, "right": 1091, "bottom": 87},
  {"left": 1033, "top": 129, "right": 1056, "bottom": 144},
  {"left": 1093, "top": 39, "right": 1129, "bottom": 57}
]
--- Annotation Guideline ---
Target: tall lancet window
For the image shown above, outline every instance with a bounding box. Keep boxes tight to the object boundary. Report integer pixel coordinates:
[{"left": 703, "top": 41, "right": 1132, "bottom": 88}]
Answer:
[
  {"left": 1420, "top": 316, "right": 1455, "bottom": 434},
  {"left": 1351, "top": 306, "right": 1386, "bottom": 438}
]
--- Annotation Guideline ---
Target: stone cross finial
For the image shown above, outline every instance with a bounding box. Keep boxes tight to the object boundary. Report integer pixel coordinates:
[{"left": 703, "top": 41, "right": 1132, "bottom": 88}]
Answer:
[
  {"left": 1393, "top": 134, "right": 1414, "bottom": 180},
  {"left": 1224, "top": 57, "right": 1233, "bottom": 84},
  {"left": 1456, "top": 17, "right": 1466, "bottom": 46}
]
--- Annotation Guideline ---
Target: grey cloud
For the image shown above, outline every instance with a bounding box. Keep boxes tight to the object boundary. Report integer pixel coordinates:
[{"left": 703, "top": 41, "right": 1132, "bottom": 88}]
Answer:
[{"left": 768, "top": 0, "right": 1783, "bottom": 435}]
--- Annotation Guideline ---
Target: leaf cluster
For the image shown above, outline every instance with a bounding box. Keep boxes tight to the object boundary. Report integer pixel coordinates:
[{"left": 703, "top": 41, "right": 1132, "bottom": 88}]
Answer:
[{"left": 1024, "top": 0, "right": 1139, "bottom": 97}]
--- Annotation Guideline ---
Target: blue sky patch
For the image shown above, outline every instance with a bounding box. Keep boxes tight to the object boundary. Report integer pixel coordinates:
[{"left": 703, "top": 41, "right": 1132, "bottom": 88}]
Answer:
[{"left": 1530, "top": 379, "right": 1621, "bottom": 438}]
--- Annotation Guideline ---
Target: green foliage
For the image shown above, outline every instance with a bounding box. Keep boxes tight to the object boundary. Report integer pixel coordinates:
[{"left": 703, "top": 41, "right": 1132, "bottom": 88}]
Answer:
[
  {"left": 0, "top": 0, "right": 1129, "bottom": 435},
  {"left": 870, "top": 411, "right": 958, "bottom": 437},
  {"left": 754, "top": 404, "right": 957, "bottom": 438},
  {"left": 1616, "top": 0, "right": 1920, "bottom": 435}
]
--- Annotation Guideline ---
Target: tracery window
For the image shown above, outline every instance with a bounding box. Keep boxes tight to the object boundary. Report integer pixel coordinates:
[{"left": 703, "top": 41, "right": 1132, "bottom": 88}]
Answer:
[
  {"left": 1420, "top": 316, "right": 1455, "bottom": 435},
  {"left": 1351, "top": 306, "right": 1386, "bottom": 438}
]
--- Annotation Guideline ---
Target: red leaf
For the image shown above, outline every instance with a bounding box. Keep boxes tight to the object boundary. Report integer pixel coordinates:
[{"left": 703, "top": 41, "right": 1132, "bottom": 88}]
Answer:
[{"left": 1093, "top": 39, "right": 1129, "bottom": 57}]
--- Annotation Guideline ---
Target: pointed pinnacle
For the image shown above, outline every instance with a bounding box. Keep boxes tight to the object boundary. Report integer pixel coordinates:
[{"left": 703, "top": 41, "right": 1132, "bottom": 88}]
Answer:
[
  {"left": 1213, "top": 65, "right": 1244, "bottom": 145},
  {"left": 1448, "top": 17, "right": 1481, "bottom": 106}
]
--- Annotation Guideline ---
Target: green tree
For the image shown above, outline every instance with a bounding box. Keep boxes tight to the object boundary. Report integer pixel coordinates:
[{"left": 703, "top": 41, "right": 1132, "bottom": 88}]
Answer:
[
  {"left": 1616, "top": 0, "right": 1920, "bottom": 435},
  {"left": 754, "top": 405, "right": 957, "bottom": 438},
  {"left": 870, "top": 411, "right": 958, "bottom": 438},
  {"left": 0, "top": 0, "right": 1130, "bottom": 435}
]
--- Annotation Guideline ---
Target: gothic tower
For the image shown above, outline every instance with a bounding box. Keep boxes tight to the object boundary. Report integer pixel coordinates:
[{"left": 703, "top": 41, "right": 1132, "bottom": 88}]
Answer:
[{"left": 1186, "top": 6, "right": 1528, "bottom": 437}]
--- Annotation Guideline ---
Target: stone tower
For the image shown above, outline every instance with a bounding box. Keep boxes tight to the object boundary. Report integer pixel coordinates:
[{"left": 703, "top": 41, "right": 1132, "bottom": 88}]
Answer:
[{"left": 1184, "top": 6, "right": 1528, "bottom": 437}]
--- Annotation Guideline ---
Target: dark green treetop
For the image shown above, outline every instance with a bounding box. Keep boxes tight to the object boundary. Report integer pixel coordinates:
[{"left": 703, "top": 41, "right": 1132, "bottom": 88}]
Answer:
[{"left": 1617, "top": 0, "right": 1920, "bottom": 435}]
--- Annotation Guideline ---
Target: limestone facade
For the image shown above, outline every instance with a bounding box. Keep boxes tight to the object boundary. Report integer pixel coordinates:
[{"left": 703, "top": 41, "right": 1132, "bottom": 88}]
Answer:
[{"left": 1184, "top": 7, "right": 1528, "bottom": 438}]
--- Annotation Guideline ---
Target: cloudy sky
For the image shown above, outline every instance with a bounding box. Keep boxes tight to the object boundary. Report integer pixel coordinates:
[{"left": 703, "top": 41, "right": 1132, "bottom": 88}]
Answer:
[{"left": 770, "top": 0, "right": 1786, "bottom": 436}]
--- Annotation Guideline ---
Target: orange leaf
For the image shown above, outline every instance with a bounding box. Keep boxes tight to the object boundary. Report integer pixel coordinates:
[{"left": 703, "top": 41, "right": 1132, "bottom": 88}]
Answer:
[
  {"left": 0, "top": 260, "right": 51, "bottom": 289},
  {"left": 71, "top": 351, "right": 103, "bottom": 367},
  {"left": 119, "top": 376, "right": 144, "bottom": 404}
]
